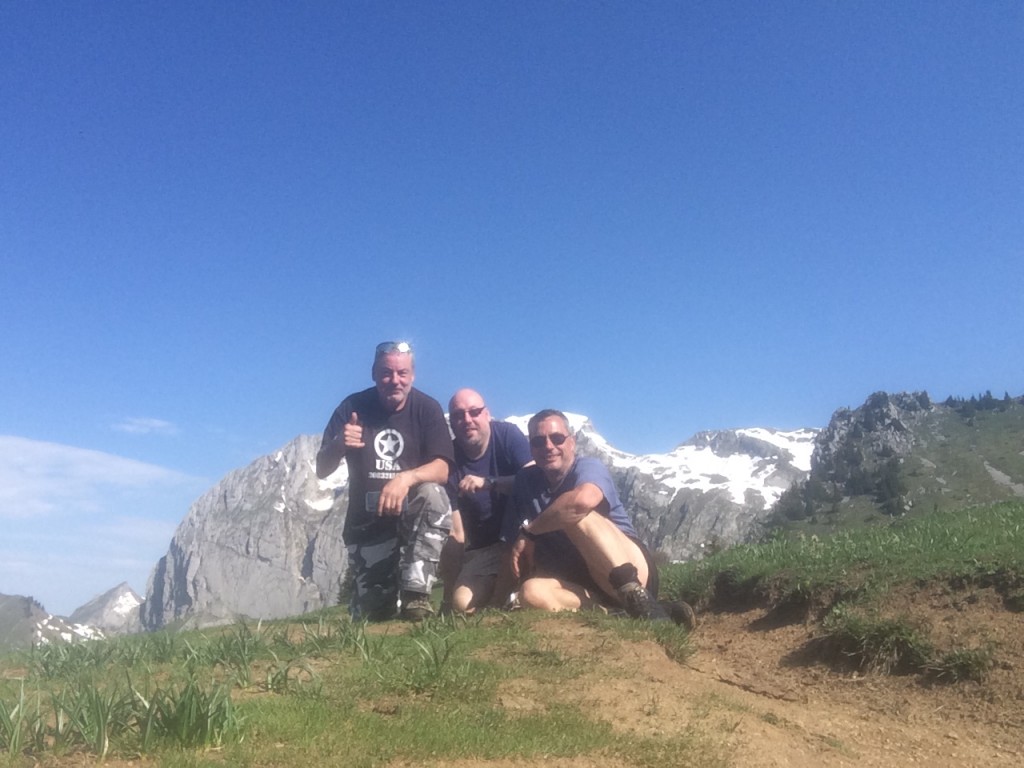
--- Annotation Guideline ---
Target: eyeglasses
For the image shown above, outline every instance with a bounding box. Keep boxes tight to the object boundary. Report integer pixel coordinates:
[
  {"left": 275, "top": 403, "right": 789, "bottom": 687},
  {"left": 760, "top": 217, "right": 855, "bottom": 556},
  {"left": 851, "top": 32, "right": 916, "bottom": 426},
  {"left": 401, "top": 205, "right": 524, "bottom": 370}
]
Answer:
[
  {"left": 529, "top": 433, "right": 570, "bottom": 449},
  {"left": 451, "top": 405, "right": 486, "bottom": 422},
  {"left": 376, "top": 341, "right": 412, "bottom": 355}
]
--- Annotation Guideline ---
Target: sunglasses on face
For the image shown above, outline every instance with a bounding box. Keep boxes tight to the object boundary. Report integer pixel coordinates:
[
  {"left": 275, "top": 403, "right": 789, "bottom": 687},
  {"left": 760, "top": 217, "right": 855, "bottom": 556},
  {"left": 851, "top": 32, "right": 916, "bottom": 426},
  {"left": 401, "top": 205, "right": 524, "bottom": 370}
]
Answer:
[
  {"left": 529, "top": 433, "right": 570, "bottom": 449},
  {"left": 451, "top": 406, "right": 486, "bottom": 422}
]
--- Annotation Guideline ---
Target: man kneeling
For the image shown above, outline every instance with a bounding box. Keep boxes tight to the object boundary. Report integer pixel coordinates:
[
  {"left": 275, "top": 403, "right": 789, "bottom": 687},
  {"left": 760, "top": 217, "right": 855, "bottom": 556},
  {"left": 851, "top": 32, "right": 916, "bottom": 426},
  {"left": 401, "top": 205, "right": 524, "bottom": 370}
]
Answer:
[{"left": 508, "top": 409, "right": 693, "bottom": 626}]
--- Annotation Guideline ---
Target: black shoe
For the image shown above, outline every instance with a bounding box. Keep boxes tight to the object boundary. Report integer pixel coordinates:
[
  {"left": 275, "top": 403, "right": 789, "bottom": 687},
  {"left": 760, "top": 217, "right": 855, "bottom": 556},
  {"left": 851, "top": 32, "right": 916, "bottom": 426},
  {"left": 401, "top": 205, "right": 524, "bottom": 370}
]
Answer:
[
  {"left": 400, "top": 591, "right": 434, "bottom": 621},
  {"left": 616, "top": 581, "right": 671, "bottom": 622},
  {"left": 661, "top": 599, "right": 698, "bottom": 631}
]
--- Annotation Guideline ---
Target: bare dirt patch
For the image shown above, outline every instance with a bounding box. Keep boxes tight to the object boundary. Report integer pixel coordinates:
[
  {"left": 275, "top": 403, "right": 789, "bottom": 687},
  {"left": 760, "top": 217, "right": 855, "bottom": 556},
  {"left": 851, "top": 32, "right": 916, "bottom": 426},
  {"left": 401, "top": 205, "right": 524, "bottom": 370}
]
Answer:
[{"left": 490, "top": 588, "right": 1024, "bottom": 767}]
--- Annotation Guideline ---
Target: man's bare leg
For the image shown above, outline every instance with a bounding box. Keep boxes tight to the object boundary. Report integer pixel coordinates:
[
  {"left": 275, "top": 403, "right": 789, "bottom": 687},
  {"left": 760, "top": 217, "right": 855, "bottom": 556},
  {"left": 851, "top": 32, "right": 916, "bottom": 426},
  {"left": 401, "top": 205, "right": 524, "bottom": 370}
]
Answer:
[
  {"left": 564, "top": 511, "right": 650, "bottom": 597},
  {"left": 453, "top": 573, "right": 496, "bottom": 613},
  {"left": 520, "top": 575, "right": 596, "bottom": 611},
  {"left": 438, "top": 509, "right": 465, "bottom": 613}
]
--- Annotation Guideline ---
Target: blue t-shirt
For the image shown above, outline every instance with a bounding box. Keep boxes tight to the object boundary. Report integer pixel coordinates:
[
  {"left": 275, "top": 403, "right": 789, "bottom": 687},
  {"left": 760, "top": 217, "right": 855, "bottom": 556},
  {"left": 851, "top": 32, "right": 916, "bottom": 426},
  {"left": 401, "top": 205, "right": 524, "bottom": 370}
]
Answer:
[
  {"left": 447, "top": 421, "right": 532, "bottom": 550},
  {"left": 508, "top": 456, "right": 637, "bottom": 566}
]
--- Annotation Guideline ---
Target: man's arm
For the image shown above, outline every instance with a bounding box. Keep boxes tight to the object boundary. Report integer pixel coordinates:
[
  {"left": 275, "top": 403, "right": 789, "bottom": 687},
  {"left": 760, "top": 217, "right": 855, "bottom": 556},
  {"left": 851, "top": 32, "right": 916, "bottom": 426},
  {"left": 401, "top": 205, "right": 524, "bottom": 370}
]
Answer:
[
  {"left": 492, "top": 541, "right": 522, "bottom": 606},
  {"left": 315, "top": 408, "right": 348, "bottom": 479},
  {"left": 459, "top": 423, "right": 534, "bottom": 496},
  {"left": 457, "top": 463, "right": 533, "bottom": 496},
  {"left": 377, "top": 457, "right": 450, "bottom": 515},
  {"left": 522, "top": 482, "right": 608, "bottom": 535}
]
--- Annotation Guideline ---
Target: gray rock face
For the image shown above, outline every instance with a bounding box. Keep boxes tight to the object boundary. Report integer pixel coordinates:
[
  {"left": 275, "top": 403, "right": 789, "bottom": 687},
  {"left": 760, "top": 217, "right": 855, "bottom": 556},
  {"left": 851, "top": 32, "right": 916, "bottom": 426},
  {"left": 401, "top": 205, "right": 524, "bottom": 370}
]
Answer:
[
  {"left": 811, "top": 391, "right": 932, "bottom": 492},
  {"left": 141, "top": 434, "right": 349, "bottom": 630},
  {"left": 69, "top": 582, "right": 142, "bottom": 636},
  {"left": 142, "top": 420, "right": 818, "bottom": 629}
]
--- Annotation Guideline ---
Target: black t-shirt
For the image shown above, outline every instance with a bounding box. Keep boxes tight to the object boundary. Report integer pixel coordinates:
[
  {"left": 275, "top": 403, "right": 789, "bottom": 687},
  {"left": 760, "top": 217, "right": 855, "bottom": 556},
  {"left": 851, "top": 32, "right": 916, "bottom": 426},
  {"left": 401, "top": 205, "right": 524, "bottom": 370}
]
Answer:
[
  {"left": 318, "top": 386, "right": 454, "bottom": 544},
  {"left": 446, "top": 421, "right": 532, "bottom": 550}
]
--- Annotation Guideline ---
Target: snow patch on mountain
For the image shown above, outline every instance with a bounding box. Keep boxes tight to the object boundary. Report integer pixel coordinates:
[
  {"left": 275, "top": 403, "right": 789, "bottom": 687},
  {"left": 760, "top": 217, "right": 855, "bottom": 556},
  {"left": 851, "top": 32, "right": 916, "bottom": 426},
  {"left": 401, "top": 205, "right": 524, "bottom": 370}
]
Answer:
[
  {"left": 502, "top": 413, "right": 815, "bottom": 506},
  {"left": 35, "top": 614, "right": 104, "bottom": 644}
]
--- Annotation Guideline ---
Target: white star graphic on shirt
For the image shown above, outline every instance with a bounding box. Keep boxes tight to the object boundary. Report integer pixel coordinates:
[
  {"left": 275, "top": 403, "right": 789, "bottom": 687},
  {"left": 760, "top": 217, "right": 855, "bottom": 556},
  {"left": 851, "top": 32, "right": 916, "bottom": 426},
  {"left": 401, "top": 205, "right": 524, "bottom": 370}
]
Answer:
[{"left": 375, "top": 429, "right": 404, "bottom": 460}]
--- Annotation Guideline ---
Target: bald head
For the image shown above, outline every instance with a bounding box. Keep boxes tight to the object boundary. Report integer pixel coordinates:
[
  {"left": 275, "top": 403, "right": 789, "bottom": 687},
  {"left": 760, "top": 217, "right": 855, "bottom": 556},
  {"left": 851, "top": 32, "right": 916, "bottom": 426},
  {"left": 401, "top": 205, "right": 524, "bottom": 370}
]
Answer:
[{"left": 449, "top": 388, "right": 491, "bottom": 459}]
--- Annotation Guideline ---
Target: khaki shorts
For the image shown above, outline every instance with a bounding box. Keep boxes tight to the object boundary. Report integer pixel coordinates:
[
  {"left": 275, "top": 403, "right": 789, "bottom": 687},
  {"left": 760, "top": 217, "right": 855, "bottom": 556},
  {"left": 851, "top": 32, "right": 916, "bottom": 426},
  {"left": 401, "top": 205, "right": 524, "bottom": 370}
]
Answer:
[{"left": 457, "top": 542, "right": 505, "bottom": 583}]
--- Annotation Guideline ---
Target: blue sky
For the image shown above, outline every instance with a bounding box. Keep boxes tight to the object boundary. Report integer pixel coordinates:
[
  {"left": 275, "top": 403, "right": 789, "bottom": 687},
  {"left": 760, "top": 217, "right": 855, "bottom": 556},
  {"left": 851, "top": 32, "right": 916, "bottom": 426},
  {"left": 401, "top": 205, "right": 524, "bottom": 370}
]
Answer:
[{"left": 2, "top": 2, "right": 1022, "bottom": 616}]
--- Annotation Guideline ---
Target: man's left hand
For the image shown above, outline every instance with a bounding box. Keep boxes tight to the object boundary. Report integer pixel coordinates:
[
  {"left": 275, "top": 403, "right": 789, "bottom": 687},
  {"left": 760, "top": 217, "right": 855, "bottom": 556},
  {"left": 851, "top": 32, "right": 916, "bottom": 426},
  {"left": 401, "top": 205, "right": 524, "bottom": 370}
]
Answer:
[{"left": 458, "top": 474, "right": 490, "bottom": 495}]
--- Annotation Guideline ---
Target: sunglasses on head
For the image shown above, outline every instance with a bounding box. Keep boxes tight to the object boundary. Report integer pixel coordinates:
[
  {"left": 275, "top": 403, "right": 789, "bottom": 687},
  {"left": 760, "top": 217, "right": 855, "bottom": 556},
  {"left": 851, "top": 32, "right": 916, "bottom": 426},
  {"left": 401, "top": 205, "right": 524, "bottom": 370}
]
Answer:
[
  {"left": 530, "top": 433, "right": 570, "bottom": 449},
  {"left": 451, "top": 405, "right": 486, "bottom": 421},
  {"left": 375, "top": 341, "right": 412, "bottom": 355}
]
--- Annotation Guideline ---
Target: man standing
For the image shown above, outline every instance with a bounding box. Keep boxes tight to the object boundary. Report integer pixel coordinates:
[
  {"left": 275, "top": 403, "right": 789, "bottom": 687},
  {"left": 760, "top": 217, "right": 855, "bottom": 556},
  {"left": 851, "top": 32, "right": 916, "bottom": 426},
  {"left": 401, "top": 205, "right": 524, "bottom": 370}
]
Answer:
[
  {"left": 507, "top": 409, "right": 695, "bottom": 627},
  {"left": 440, "top": 389, "right": 533, "bottom": 614},
  {"left": 316, "top": 341, "right": 454, "bottom": 621}
]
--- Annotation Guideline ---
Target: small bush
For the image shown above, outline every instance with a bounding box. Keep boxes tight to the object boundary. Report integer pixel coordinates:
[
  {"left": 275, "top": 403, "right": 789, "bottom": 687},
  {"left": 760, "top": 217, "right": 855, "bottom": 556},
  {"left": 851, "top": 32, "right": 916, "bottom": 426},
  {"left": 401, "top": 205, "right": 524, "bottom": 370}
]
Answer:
[
  {"left": 821, "top": 607, "right": 933, "bottom": 675},
  {"left": 925, "top": 646, "right": 994, "bottom": 684}
]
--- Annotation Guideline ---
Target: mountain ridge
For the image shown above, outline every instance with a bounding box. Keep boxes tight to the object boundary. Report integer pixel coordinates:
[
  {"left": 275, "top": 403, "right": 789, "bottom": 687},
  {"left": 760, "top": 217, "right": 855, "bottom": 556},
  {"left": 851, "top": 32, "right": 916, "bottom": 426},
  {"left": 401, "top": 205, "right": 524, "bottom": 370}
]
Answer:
[
  {"left": 6, "top": 390, "right": 1022, "bottom": 645},
  {"left": 138, "top": 415, "right": 817, "bottom": 630}
]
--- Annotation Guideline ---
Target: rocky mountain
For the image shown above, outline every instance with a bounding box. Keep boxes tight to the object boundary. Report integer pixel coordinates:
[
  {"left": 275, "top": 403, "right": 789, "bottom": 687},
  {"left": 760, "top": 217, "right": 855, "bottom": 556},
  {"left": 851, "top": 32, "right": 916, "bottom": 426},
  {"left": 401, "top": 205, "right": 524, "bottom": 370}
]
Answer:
[
  {"left": 812, "top": 391, "right": 933, "bottom": 494},
  {"left": 69, "top": 582, "right": 143, "bottom": 636},
  {"left": 774, "top": 391, "right": 1024, "bottom": 525},
  {"left": 10, "top": 391, "right": 1019, "bottom": 643},
  {"left": 0, "top": 593, "right": 104, "bottom": 651},
  {"left": 141, "top": 434, "right": 349, "bottom": 631},
  {"left": 592, "top": 425, "right": 816, "bottom": 559},
  {"left": 141, "top": 417, "right": 817, "bottom": 630}
]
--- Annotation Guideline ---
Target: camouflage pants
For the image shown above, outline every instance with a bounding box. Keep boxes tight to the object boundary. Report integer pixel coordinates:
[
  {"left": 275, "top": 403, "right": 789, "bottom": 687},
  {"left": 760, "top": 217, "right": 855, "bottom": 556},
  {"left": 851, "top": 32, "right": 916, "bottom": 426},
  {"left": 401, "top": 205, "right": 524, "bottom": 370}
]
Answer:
[{"left": 347, "top": 482, "right": 452, "bottom": 620}]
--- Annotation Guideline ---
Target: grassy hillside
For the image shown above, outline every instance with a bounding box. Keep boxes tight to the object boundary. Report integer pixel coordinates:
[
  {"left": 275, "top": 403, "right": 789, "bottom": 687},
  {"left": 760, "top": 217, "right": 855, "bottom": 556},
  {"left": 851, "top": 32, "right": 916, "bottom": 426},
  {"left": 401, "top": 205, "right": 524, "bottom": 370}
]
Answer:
[
  {"left": 2, "top": 501, "right": 1022, "bottom": 766},
  {"left": 767, "top": 399, "right": 1024, "bottom": 536},
  {"left": 662, "top": 500, "right": 1024, "bottom": 681}
]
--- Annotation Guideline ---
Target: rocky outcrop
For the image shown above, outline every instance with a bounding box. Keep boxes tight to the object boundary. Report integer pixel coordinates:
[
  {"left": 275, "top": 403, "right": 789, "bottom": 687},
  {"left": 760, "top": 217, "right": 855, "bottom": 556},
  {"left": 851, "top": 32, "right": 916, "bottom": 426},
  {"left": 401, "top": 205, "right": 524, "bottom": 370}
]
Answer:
[
  {"left": 811, "top": 391, "right": 932, "bottom": 493},
  {"left": 140, "top": 434, "right": 349, "bottom": 630}
]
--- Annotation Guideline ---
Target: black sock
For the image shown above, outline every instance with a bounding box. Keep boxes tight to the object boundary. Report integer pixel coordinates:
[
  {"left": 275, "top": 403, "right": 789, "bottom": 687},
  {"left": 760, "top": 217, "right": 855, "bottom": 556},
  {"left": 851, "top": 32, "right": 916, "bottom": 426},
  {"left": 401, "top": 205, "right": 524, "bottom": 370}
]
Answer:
[{"left": 608, "top": 563, "right": 639, "bottom": 591}]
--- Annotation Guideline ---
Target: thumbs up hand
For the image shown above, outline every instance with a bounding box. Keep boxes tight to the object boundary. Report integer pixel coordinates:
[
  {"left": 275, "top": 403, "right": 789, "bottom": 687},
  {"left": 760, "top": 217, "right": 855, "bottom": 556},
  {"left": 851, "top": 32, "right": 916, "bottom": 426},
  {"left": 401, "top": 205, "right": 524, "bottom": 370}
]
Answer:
[{"left": 343, "top": 411, "right": 366, "bottom": 448}]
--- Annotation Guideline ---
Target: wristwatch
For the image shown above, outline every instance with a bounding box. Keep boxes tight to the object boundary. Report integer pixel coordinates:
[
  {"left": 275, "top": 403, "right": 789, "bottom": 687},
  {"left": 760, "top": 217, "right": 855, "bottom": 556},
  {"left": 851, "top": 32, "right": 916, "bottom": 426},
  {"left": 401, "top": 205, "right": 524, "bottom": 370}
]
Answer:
[
  {"left": 519, "top": 524, "right": 538, "bottom": 542},
  {"left": 486, "top": 476, "right": 497, "bottom": 490}
]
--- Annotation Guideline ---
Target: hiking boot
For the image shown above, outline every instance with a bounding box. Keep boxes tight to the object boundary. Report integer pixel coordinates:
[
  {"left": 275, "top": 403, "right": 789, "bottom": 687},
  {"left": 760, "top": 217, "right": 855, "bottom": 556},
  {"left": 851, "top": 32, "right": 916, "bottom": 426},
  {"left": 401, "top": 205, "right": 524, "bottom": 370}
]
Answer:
[
  {"left": 661, "top": 599, "right": 698, "bottom": 631},
  {"left": 399, "top": 591, "right": 434, "bottom": 621},
  {"left": 617, "top": 581, "right": 671, "bottom": 622}
]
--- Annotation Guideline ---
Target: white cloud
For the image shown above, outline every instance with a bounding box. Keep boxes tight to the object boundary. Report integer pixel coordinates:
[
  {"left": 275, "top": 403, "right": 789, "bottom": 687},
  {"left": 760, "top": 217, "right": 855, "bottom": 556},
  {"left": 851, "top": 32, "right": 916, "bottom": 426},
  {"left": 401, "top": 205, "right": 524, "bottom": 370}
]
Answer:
[
  {"left": 0, "top": 437, "right": 206, "bottom": 615},
  {"left": 0, "top": 436, "right": 193, "bottom": 519},
  {"left": 112, "top": 417, "right": 179, "bottom": 435}
]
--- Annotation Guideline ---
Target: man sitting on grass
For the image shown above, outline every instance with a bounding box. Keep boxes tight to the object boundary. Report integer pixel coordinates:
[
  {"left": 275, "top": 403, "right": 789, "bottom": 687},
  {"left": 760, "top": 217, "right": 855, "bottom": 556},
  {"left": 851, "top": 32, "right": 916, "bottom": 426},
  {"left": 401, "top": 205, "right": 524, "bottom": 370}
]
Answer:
[{"left": 507, "top": 409, "right": 695, "bottom": 628}]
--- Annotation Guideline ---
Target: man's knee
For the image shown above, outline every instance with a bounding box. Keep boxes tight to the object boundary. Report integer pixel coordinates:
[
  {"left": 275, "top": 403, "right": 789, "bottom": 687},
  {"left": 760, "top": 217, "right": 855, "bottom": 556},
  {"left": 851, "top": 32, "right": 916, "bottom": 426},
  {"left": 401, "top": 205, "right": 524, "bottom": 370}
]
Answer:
[
  {"left": 519, "top": 578, "right": 546, "bottom": 609},
  {"left": 520, "top": 577, "right": 573, "bottom": 611},
  {"left": 408, "top": 482, "right": 453, "bottom": 533}
]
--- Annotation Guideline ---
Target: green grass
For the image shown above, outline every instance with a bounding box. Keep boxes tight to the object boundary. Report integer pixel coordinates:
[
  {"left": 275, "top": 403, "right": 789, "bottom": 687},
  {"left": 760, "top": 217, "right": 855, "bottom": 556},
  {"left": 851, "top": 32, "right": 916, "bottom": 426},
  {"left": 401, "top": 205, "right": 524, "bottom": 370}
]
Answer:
[
  {"left": 0, "top": 609, "right": 715, "bottom": 767},
  {"left": 2, "top": 500, "right": 1019, "bottom": 764},
  {"left": 819, "top": 605, "right": 934, "bottom": 675},
  {"left": 662, "top": 501, "right": 1024, "bottom": 613},
  {"left": 660, "top": 500, "right": 1023, "bottom": 683}
]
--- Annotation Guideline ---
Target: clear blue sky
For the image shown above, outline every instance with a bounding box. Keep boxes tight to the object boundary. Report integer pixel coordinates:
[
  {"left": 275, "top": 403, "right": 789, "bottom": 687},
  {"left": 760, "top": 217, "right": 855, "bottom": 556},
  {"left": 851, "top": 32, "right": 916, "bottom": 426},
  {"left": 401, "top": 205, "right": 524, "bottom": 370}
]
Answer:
[{"left": 2, "top": 2, "right": 1022, "bottom": 615}]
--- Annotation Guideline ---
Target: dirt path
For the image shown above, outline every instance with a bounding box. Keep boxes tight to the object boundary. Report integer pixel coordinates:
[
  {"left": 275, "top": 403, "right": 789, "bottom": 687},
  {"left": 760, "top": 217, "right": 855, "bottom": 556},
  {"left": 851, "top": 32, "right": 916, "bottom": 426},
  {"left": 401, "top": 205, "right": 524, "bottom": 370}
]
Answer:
[{"left": 491, "top": 585, "right": 1024, "bottom": 767}]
